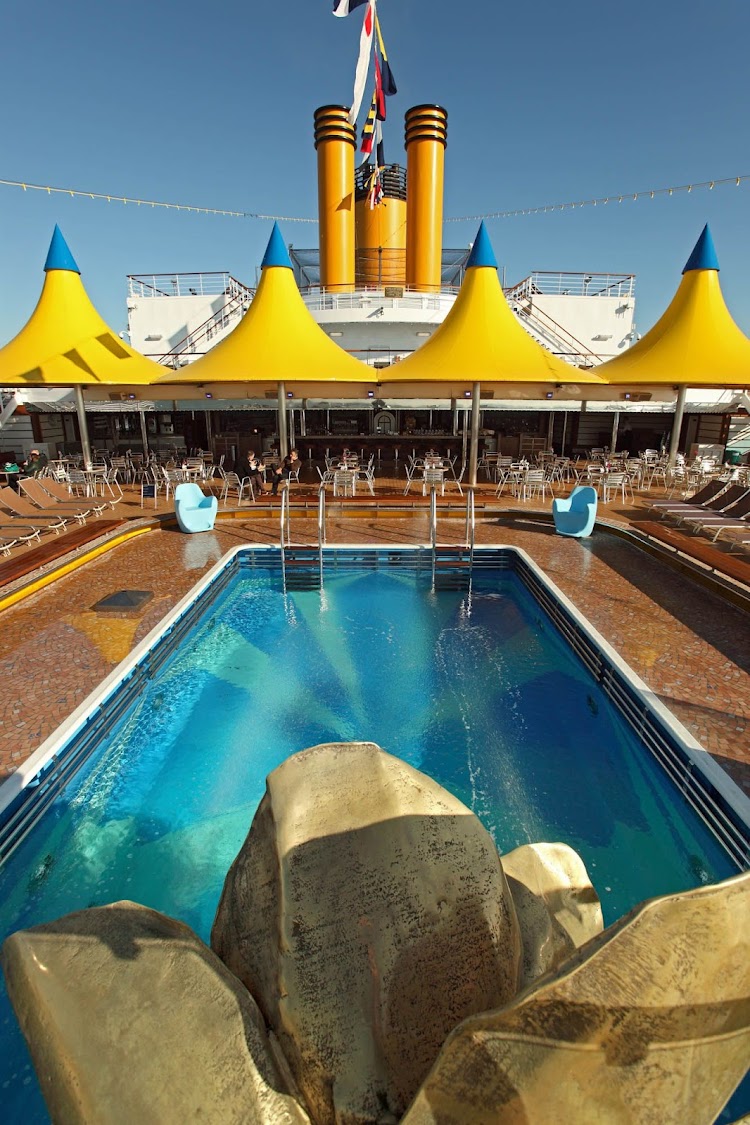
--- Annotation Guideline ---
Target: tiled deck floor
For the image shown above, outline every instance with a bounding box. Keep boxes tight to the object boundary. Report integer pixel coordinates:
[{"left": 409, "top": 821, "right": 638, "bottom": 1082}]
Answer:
[{"left": 0, "top": 479, "right": 748, "bottom": 807}]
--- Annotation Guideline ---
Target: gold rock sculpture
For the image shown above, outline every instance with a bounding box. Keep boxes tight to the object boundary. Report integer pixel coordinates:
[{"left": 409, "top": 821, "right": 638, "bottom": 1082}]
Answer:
[
  {"left": 501, "top": 841, "right": 603, "bottom": 989},
  {"left": 402, "top": 871, "right": 750, "bottom": 1125},
  {"left": 211, "top": 741, "right": 522, "bottom": 1124},
  {"left": 1, "top": 901, "right": 311, "bottom": 1125}
]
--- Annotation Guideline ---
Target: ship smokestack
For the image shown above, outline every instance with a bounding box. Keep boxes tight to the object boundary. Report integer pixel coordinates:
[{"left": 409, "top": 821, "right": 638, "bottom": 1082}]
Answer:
[
  {"left": 405, "top": 104, "right": 448, "bottom": 293},
  {"left": 314, "top": 105, "right": 356, "bottom": 293},
  {"left": 354, "top": 164, "right": 407, "bottom": 288}
]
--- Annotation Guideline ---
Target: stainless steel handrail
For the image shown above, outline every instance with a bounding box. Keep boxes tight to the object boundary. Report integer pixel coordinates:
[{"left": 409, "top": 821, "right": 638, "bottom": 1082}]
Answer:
[
  {"left": 429, "top": 485, "right": 437, "bottom": 549},
  {"left": 318, "top": 484, "right": 326, "bottom": 548},
  {"left": 279, "top": 482, "right": 291, "bottom": 548},
  {"left": 465, "top": 487, "right": 475, "bottom": 559}
]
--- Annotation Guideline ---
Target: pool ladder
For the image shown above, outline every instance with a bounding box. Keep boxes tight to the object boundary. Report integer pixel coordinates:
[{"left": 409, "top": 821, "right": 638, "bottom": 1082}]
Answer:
[{"left": 430, "top": 486, "right": 476, "bottom": 587}]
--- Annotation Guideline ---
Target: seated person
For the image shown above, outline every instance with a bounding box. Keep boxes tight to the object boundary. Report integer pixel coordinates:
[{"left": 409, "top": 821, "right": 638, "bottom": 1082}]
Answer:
[
  {"left": 22, "top": 449, "right": 48, "bottom": 477},
  {"left": 270, "top": 449, "right": 302, "bottom": 495},
  {"left": 246, "top": 450, "right": 270, "bottom": 495}
]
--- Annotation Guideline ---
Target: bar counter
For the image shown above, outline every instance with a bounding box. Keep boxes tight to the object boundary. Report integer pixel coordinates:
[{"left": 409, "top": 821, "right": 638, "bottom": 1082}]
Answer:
[{"left": 289, "top": 434, "right": 484, "bottom": 461}]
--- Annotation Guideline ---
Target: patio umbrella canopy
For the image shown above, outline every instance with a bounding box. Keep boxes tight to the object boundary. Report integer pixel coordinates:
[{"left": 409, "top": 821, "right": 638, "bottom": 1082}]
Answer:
[
  {"left": 0, "top": 227, "right": 163, "bottom": 388},
  {"left": 381, "top": 223, "right": 607, "bottom": 392},
  {"left": 156, "top": 224, "right": 374, "bottom": 389},
  {"left": 599, "top": 226, "right": 750, "bottom": 389}
]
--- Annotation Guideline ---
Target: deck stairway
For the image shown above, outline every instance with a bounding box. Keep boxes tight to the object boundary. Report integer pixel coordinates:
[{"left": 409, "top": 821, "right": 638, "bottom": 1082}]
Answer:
[{"left": 0, "top": 392, "right": 19, "bottom": 430}]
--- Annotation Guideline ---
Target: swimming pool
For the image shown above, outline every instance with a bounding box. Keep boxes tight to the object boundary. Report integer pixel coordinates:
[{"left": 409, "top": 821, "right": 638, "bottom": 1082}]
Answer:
[{"left": 0, "top": 545, "right": 748, "bottom": 1122}]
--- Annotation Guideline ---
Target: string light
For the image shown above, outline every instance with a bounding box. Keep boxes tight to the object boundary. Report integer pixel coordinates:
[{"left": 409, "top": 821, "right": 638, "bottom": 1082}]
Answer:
[
  {"left": 0, "top": 172, "right": 747, "bottom": 226},
  {"left": 445, "top": 174, "right": 750, "bottom": 222},
  {"left": 0, "top": 178, "right": 318, "bottom": 222}
]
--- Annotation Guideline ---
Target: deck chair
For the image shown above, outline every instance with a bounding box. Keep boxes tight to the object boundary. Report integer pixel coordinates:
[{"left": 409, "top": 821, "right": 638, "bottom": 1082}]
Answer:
[
  {"left": 174, "top": 483, "right": 218, "bottom": 533},
  {"left": 0, "top": 520, "right": 42, "bottom": 552},
  {"left": 679, "top": 489, "right": 750, "bottom": 542},
  {"left": 669, "top": 484, "right": 748, "bottom": 527},
  {"left": 19, "top": 479, "right": 91, "bottom": 522},
  {"left": 646, "top": 479, "right": 726, "bottom": 517},
  {"left": 0, "top": 487, "right": 71, "bottom": 533},
  {"left": 35, "top": 474, "right": 109, "bottom": 515}
]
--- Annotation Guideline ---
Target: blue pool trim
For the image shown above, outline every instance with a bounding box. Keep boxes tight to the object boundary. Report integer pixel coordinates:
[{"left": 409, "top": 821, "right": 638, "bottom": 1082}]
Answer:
[{"left": 1, "top": 545, "right": 748, "bottom": 870}]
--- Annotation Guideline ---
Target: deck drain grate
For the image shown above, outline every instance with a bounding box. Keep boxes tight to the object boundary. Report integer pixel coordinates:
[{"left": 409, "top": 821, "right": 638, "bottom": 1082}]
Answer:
[{"left": 92, "top": 590, "right": 154, "bottom": 612}]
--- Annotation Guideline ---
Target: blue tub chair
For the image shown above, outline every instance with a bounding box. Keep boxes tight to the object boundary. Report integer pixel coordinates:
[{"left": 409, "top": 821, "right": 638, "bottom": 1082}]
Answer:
[
  {"left": 174, "top": 482, "right": 218, "bottom": 533},
  {"left": 552, "top": 485, "right": 597, "bottom": 538}
]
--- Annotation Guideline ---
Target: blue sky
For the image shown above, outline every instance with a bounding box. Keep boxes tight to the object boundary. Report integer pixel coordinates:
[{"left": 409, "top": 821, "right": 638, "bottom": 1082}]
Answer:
[{"left": 2, "top": 0, "right": 748, "bottom": 344}]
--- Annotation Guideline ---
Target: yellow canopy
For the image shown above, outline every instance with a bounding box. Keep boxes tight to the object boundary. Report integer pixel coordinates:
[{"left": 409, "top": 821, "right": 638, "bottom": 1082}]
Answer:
[
  {"left": 600, "top": 225, "right": 750, "bottom": 387},
  {"left": 385, "top": 223, "right": 605, "bottom": 386},
  {"left": 0, "top": 226, "right": 164, "bottom": 387},
  {"left": 158, "top": 223, "right": 372, "bottom": 385}
]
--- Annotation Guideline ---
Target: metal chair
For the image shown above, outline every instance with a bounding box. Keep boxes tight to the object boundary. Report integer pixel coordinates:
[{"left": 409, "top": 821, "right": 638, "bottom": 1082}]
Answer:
[{"left": 220, "top": 472, "right": 254, "bottom": 505}]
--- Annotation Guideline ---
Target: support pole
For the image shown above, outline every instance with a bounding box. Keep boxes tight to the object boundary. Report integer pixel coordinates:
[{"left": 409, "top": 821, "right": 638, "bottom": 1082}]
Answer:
[
  {"left": 610, "top": 410, "right": 620, "bottom": 455},
  {"left": 74, "top": 384, "right": 93, "bottom": 468},
  {"left": 668, "top": 386, "right": 687, "bottom": 465},
  {"left": 469, "top": 382, "right": 481, "bottom": 488},
  {"left": 204, "top": 408, "right": 213, "bottom": 455},
  {"left": 139, "top": 409, "right": 150, "bottom": 456},
  {"left": 277, "top": 382, "right": 289, "bottom": 458},
  {"left": 546, "top": 411, "right": 555, "bottom": 451},
  {"left": 561, "top": 411, "right": 568, "bottom": 456}
]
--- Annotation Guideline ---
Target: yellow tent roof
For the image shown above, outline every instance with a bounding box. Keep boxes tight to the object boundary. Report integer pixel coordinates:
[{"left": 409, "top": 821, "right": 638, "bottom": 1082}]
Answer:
[
  {"left": 385, "top": 223, "right": 605, "bottom": 386},
  {"left": 158, "top": 224, "right": 372, "bottom": 385},
  {"left": 0, "top": 226, "right": 164, "bottom": 387},
  {"left": 600, "top": 226, "right": 750, "bottom": 387}
]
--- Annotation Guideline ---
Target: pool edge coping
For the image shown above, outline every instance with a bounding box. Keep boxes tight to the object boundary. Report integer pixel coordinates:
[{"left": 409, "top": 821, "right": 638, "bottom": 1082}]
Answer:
[{"left": 1, "top": 542, "right": 748, "bottom": 854}]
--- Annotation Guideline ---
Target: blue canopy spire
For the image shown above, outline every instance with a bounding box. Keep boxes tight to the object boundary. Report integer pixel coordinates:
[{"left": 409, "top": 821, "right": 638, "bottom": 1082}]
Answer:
[
  {"left": 44, "top": 225, "right": 80, "bottom": 274},
  {"left": 261, "top": 222, "right": 292, "bottom": 270},
  {"left": 466, "top": 221, "right": 498, "bottom": 270},
  {"left": 683, "top": 224, "right": 719, "bottom": 273}
]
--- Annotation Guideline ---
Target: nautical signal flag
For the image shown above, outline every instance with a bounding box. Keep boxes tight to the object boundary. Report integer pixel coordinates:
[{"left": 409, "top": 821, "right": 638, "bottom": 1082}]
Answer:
[
  {"left": 375, "top": 14, "right": 398, "bottom": 95},
  {"left": 360, "top": 90, "right": 377, "bottom": 158},
  {"left": 348, "top": 0, "right": 376, "bottom": 125},
  {"left": 374, "top": 54, "right": 387, "bottom": 121},
  {"left": 333, "top": 0, "right": 368, "bottom": 15}
]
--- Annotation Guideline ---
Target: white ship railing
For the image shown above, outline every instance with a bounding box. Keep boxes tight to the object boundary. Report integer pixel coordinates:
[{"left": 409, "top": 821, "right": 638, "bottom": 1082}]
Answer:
[
  {"left": 506, "top": 271, "right": 635, "bottom": 300},
  {"left": 301, "top": 290, "right": 458, "bottom": 314},
  {"left": 127, "top": 273, "right": 254, "bottom": 301}
]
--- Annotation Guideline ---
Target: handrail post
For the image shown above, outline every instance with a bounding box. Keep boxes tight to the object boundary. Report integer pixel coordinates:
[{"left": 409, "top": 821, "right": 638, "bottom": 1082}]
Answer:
[
  {"left": 430, "top": 485, "right": 437, "bottom": 549},
  {"left": 318, "top": 483, "right": 326, "bottom": 548},
  {"left": 465, "top": 487, "right": 475, "bottom": 559},
  {"left": 280, "top": 482, "right": 291, "bottom": 548}
]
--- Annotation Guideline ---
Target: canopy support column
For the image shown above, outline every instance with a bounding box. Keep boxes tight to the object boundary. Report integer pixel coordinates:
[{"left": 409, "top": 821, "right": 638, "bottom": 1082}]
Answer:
[
  {"left": 469, "top": 382, "right": 481, "bottom": 488},
  {"left": 547, "top": 411, "right": 555, "bottom": 451},
  {"left": 668, "top": 386, "right": 687, "bottom": 464},
  {"left": 74, "top": 385, "right": 93, "bottom": 468},
  {"left": 277, "top": 382, "right": 289, "bottom": 458},
  {"left": 203, "top": 408, "right": 212, "bottom": 455},
  {"left": 610, "top": 410, "right": 620, "bottom": 455},
  {"left": 139, "top": 408, "right": 150, "bottom": 457}
]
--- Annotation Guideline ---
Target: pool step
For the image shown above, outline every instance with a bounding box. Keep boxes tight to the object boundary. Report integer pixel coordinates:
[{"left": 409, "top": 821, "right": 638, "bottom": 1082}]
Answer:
[{"left": 282, "top": 546, "right": 323, "bottom": 590}]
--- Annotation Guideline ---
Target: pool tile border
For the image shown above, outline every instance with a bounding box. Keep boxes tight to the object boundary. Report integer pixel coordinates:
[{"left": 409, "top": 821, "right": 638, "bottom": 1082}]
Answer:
[{"left": 1, "top": 544, "right": 748, "bottom": 870}]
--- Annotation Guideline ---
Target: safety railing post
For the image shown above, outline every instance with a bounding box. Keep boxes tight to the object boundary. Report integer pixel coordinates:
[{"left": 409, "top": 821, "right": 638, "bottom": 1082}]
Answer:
[
  {"left": 280, "top": 482, "right": 291, "bottom": 548},
  {"left": 465, "top": 487, "right": 475, "bottom": 561}
]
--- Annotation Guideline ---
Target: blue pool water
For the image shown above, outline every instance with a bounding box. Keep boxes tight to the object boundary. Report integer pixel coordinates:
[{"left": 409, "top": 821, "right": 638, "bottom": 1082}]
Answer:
[{"left": 0, "top": 557, "right": 743, "bottom": 1121}]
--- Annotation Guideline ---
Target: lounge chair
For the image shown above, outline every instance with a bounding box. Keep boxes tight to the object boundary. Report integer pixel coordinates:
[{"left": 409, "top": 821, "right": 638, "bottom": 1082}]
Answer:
[
  {"left": 0, "top": 520, "right": 42, "bottom": 552},
  {"left": 680, "top": 490, "right": 750, "bottom": 542},
  {"left": 646, "top": 479, "right": 726, "bottom": 517},
  {"left": 552, "top": 485, "right": 597, "bottom": 538},
  {"left": 20, "top": 477, "right": 96, "bottom": 518},
  {"left": 28, "top": 476, "right": 106, "bottom": 516},
  {"left": 174, "top": 482, "right": 218, "bottom": 533},
  {"left": 648, "top": 483, "right": 746, "bottom": 528},
  {"left": 0, "top": 487, "right": 71, "bottom": 533}
]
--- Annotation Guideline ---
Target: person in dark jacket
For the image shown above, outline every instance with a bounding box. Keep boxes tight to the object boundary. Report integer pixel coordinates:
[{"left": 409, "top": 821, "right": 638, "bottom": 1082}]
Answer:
[{"left": 23, "top": 449, "right": 47, "bottom": 477}]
